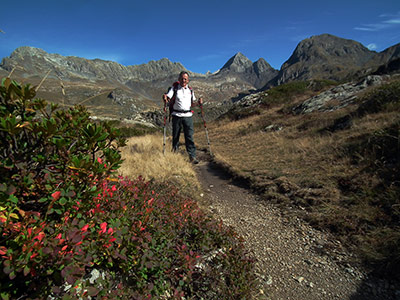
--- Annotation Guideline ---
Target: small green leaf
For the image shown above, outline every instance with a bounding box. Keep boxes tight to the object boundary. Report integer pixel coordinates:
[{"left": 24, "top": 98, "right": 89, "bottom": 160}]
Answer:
[
  {"left": 87, "top": 287, "right": 99, "bottom": 296},
  {"left": 39, "top": 197, "right": 48, "bottom": 203},
  {"left": 9, "top": 271, "right": 16, "bottom": 280},
  {"left": 23, "top": 265, "right": 30, "bottom": 276},
  {"left": 1, "top": 292, "right": 10, "bottom": 300},
  {"left": 8, "top": 195, "right": 18, "bottom": 204},
  {"left": 59, "top": 197, "right": 67, "bottom": 206}
]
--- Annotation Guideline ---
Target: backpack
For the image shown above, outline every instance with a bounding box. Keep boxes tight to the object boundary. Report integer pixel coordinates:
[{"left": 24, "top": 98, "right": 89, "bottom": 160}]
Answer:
[{"left": 168, "top": 81, "right": 193, "bottom": 116}]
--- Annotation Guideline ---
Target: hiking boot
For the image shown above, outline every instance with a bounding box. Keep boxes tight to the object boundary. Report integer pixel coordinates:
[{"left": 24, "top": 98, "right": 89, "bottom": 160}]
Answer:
[{"left": 190, "top": 157, "right": 199, "bottom": 164}]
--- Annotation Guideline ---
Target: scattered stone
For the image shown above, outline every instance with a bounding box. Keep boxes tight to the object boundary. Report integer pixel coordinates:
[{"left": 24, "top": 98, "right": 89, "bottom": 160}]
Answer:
[{"left": 294, "top": 276, "right": 305, "bottom": 283}]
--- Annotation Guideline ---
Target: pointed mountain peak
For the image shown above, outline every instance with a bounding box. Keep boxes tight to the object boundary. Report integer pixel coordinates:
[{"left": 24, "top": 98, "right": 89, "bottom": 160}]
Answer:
[
  {"left": 253, "top": 58, "right": 275, "bottom": 75},
  {"left": 221, "top": 52, "right": 253, "bottom": 73},
  {"left": 10, "top": 46, "right": 47, "bottom": 58}
]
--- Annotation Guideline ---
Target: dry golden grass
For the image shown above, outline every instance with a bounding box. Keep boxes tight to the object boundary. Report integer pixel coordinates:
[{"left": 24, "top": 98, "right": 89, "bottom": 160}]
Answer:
[
  {"left": 195, "top": 80, "right": 400, "bottom": 277},
  {"left": 119, "top": 134, "right": 201, "bottom": 197},
  {"left": 197, "top": 101, "right": 399, "bottom": 189}
]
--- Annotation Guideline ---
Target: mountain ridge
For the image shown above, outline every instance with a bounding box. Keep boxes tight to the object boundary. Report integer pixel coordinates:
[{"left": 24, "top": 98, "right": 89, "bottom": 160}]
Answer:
[{"left": 1, "top": 34, "right": 399, "bottom": 121}]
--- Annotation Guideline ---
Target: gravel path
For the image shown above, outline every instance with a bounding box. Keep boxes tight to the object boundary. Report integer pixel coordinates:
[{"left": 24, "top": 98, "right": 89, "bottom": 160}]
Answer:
[{"left": 194, "top": 154, "right": 399, "bottom": 300}]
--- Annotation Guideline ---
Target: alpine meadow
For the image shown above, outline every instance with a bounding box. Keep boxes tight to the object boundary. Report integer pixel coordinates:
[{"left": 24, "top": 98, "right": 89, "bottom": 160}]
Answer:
[{"left": 1, "top": 33, "right": 400, "bottom": 299}]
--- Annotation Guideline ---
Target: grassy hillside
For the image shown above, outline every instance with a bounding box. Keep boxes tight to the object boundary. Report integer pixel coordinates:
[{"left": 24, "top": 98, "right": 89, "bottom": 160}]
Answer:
[{"left": 195, "top": 77, "right": 400, "bottom": 278}]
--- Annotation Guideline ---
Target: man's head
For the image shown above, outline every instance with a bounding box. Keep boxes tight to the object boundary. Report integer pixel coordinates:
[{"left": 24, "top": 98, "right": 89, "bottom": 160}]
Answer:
[{"left": 178, "top": 71, "right": 189, "bottom": 87}]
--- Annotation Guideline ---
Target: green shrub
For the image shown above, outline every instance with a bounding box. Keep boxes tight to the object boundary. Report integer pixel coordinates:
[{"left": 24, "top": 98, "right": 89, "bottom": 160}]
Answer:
[
  {"left": 356, "top": 80, "right": 400, "bottom": 116},
  {"left": 262, "top": 79, "right": 337, "bottom": 107},
  {"left": 0, "top": 78, "right": 256, "bottom": 299},
  {"left": 340, "top": 120, "right": 400, "bottom": 278}
]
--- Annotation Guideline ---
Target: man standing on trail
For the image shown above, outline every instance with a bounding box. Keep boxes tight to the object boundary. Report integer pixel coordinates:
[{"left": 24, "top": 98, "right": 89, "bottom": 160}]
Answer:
[{"left": 163, "top": 71, "right": 203, "bottom": 164}]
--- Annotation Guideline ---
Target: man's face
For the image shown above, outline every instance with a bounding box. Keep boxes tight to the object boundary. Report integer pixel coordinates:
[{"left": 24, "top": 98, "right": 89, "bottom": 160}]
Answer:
[{"left": 179, "top": 74, "right": 189, "bottom": 87}]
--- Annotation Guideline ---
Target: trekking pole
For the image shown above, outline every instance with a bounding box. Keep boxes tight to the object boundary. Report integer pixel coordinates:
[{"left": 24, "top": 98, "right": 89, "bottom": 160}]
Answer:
[
  {"left": 163, "top": 98, "right": 168, "bottom": 155},
  {"left": 200, "top": 103, "right": 212, "bottom": 156},
  {"left": 35, "top": 69, "right": 52, "bottom": 92}
]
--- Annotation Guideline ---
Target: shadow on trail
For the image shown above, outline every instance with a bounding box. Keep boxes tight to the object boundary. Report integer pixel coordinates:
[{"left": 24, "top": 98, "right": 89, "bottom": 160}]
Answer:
[
  {"left": 196, "top": 149, "right": 400, "bottom": 300},
  {"left": 349, "top": 274, "right": 400, "bottom": 300},
  {"left": 196, "top": 149, "right": 252, "bottom": 190}
]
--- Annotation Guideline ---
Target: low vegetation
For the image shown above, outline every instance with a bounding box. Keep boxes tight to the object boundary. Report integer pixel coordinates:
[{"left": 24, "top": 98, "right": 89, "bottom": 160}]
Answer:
[
  {"left": 0, "top": 78, "right": 256, "bottom": 299},
  {"left": 195, "top": 78, "right": 400, "bottom": 279},
  {"left": 222, "top": 79, "right": 338, "bottom": 120}
]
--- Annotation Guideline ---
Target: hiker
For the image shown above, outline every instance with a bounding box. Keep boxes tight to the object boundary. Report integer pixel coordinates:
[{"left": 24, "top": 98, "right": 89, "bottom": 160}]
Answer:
[{"left": 163, "top": 71, "right": 203, "bottom": 164}]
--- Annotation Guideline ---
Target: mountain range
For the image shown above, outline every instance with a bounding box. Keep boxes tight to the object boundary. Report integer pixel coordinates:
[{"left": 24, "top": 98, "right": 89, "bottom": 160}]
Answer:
[{"left": 0, "top": 33, "right": 399, "bottom": 121}]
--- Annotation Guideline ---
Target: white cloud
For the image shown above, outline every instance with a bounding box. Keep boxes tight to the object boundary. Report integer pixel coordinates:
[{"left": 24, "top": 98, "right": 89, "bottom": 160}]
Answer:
[
  {"left": 355, "top": 11, "right": 400, "bottom": 32},
  {"left": 354, "top": 23, "right": 390, "bottom": 32},
  {"left": 384, "top": 18, "right": 400, "bottom": 24},
  {"left": 367, "top": 43, "right": 377, "bottom": 50}
]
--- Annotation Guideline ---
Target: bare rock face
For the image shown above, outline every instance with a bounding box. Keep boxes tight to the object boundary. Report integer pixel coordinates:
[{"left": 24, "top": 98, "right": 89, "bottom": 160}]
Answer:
[{"left": 292, "top": 75, "right": 389, "bottom": 115}]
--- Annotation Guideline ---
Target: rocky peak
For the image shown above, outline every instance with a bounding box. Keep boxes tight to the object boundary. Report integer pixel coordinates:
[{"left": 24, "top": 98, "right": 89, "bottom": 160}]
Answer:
[
  {"left": 283, "top": 34, "right": 375, "bottom": 68},
  {"left": 9, "top": 46, "right": 47, "bottom": 58},
  {"left": 253, "top": 58, "right": 274, "bottom": 75},
  {"left": 127, "top": 58, "right": 188, "bottom": 81},
  {"left": 269, "top": 34, "right": 380, "bottom": 86},
  {"left": 220, "top": 52, "right": 253, "bottom": 73}
]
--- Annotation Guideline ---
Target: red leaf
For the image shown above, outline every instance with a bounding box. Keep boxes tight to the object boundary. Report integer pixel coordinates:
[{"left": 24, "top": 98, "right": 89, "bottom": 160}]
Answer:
[{"left": 51, "top": 191, "right": 61, "bottom": 201}]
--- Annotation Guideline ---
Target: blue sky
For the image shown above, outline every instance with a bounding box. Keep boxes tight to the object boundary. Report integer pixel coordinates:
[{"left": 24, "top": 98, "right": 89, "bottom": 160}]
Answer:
[{"left": 1, "top": 0, "right": 400, "bottom": 74}]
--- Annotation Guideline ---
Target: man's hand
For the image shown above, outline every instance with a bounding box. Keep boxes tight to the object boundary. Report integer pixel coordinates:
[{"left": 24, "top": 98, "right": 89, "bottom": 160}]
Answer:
[
  {"left": 198, "top": 97, "right": 203, "bottom": 105},
  {"left": 163, "top": 94, "right": 169, "bottom": 103}
]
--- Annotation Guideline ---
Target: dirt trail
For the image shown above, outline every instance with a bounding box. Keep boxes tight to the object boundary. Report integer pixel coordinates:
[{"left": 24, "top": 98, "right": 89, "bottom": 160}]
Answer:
[{"left": 194, "top": 151, "right": 397, "bottom": 300}]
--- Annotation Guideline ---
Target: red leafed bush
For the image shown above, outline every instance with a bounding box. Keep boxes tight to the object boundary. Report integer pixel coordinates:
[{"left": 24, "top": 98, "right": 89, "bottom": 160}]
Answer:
[{"left": 0, "top": 78, "right": 256, "bottom": 299}]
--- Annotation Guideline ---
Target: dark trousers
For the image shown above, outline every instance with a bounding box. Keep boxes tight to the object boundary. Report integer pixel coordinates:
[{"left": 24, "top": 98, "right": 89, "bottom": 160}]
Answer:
[{"left": 172, "top": 115, "right": 196, "bottom": 159}]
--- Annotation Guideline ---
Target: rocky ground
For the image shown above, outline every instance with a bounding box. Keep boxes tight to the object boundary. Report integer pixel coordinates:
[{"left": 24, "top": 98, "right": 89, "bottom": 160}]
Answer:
[{"left": 194, "top": 151, "right": 400, "bottom": 300}]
